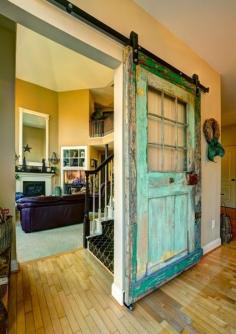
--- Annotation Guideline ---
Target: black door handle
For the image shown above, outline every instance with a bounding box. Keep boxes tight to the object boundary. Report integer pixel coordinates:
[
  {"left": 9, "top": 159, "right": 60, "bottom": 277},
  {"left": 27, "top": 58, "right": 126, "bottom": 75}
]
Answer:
[{"left": 231, "top": 179, "right": 236, "bottom": 181}]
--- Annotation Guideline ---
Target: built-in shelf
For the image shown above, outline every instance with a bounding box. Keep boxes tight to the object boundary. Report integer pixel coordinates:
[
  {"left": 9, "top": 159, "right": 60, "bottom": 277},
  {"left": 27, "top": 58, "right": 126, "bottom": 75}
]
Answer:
[{"left": 61, "top": 146, "right": 88, "bottom": 194}]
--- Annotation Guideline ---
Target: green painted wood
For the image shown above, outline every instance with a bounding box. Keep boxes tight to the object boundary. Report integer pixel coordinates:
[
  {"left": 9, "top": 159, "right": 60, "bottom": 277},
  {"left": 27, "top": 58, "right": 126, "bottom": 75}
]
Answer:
[
  {"left": 124, "top": 47, "right": 202, "bottom": 306},
  {"left": 132, "top": 248, "right": 203, "bottom": 301},
  {"left": 139, "top": 52, "right": 196, "bottom": 95},
  {"left": 136, "top": 66, "right": 149, "bottom": 280},
  {"left": 174, "top": 194, "right": 188, "bottom": 255}
]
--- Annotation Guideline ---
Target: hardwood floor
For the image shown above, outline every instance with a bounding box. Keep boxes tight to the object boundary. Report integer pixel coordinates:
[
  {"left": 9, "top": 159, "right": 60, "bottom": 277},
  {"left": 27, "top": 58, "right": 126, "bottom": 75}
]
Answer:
[{"left": 8, "top": 242, "right": 236, "bottom": 334}]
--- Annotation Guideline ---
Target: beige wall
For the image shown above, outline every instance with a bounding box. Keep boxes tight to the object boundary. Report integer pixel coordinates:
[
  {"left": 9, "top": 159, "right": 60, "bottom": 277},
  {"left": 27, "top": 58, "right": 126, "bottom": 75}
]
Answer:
[
  {"left": 16, "top": 82, "right": 102, "bottom": 172},
  {"left": 0, "top": 15, "right": 16, "bottom": 264},
  {"left": 15, "top": 79, "right": 58, "bottom": 159},
  {"left": 58, "top": 89, "right": 90, "bottom": 147},
  {"left": 222, "top": 125, "right": 236, "bottom": 146},
  {"left": 23, "top": 126, "right": 45, "bottom": 162}
]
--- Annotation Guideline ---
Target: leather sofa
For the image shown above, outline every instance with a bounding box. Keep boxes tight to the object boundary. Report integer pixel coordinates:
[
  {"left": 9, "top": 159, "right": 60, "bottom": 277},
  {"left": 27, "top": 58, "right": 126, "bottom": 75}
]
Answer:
[{"left": 16, "top": 194, "right": 86, "bottom": 233}]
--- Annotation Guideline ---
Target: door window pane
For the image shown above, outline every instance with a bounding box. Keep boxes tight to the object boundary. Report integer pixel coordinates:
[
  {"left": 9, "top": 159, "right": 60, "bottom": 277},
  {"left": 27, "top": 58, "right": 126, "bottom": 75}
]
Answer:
[
  {"left": 148, "top": 118, "right": 161, "bottom": 144},
  {"left": 177, "top": 150, "right": 186, "bottom": 171},
  {"left": 148, "top": 146, "right": 162, "bottom": 171},
  {"left": 147, "top": 87, "right": 187, "bottom": 172},
  {"left": 164, "top": 122, "right": 175, "bottom": 146},
  {"left": 164, "top": 94, "right": 175, "bottom": 120},
  {"left": 163, "top": 147, "right": 175, "bottom": 171},
  {"left": 177, "top": 101, "right": 186, "bottom": 123},
  {"left": 177, "top": 126, "right": 185, "bottom": 147},
  {"left": 148, "top": 88, "right": 162, "bottom": 116}
]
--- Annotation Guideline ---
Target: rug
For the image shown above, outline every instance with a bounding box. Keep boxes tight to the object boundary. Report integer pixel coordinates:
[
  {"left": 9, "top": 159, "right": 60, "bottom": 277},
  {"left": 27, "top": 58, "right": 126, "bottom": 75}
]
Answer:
[{"left": 16, "top": 222, "right": 83, "bottom": 262}]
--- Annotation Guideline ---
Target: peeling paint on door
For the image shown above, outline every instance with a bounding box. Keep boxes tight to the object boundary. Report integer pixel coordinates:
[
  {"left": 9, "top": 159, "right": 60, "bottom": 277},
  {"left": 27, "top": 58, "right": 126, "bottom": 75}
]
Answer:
[{"left": 124, "top": 48, "right": 202, "bottom": 306}]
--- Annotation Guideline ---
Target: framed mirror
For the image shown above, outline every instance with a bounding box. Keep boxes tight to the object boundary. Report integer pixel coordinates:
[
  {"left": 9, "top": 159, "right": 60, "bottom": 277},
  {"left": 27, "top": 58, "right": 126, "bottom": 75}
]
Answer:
[{"left": 19, "top": 108, "right": 49, "bottom": 166}]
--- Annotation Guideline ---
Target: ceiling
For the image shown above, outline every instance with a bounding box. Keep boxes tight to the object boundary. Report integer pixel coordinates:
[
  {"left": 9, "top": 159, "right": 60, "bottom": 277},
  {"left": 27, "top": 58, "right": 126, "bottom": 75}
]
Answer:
[
  {"left": 16, "top": 24, "right": 114, "bottom": 92},
  {"left": 91, "top": 86, "right": 114, "bottom": 107},
  {"left": 135, "top": 0, "right": 236, "bottom": 126}
]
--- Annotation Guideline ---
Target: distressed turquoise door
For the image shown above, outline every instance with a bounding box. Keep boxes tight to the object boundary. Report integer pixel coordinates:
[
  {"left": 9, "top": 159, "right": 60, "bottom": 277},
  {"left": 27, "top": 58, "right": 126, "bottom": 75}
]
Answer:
[{"left": 124, "top": 49, "right": 202, "bottom": 306}]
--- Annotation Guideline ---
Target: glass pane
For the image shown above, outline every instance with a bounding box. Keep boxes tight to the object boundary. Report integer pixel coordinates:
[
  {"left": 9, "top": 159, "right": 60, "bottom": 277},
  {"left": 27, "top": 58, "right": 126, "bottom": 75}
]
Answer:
[
  {"left": 78, "top": 158, "right": 85, "bottom": 167},
  {"left": 177, "top": 126, "right": 186, "bottom": 147},
  {"left": 71, "top": 158, "right": 78, "bottom": 167},
  {"left": 79, "top": 149, "right": 85, "bottom": 158},
  {"left": 164, "top": 122, "right": 176, "bottom": 146},
  {"left": 147, "top": 91, "right": 187, "bottom": 172},
  {"left": 164, "top": 94, "right": 175, "bottom": 120},
  {"left": 63, "top": 158, "right": 69, "bottom": 167},
  {"left": 163, "top": 147, "right": 175, "bottom": 171},
  {"left": 70, "top": 149, "right": 78, "bottom": 158},
  {"left": 148, "top": 118, "right": 161, "bottom": 144},
  {"left": 177, "top": 150, "right": 185, "bottom": 171},
  {"left": 148, "top": 88, "right": 162, "bottom": 116},
  {"left": 148, "top": 146, "right": 162, "bottom": 171},
  {"left": 177, "top": 101, "right": 186, "bottom": 123},
  {"left": 63, "top": 150, "right": 70, "bottom": 158}
]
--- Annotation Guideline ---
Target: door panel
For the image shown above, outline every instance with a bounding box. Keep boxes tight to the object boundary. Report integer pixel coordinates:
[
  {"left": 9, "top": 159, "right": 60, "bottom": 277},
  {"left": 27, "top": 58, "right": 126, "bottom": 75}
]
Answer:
[
  {"left": 124, "top": 49, "right": 202, "bottom": 306},
  {"left": 148, "top": 193, "right": 188, "bottom": 269},
  {"left": 174, "top": 194, "right": 188, "bottom": 254},
  {"left": 148, "top": 196, "right": 174, "bottom": 267}
]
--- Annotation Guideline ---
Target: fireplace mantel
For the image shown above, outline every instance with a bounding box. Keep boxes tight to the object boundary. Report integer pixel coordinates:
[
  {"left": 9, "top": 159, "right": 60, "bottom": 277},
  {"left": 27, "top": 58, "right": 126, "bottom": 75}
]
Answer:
[{"left": 16, "top": 172, "right": 55, "bottom": 196}]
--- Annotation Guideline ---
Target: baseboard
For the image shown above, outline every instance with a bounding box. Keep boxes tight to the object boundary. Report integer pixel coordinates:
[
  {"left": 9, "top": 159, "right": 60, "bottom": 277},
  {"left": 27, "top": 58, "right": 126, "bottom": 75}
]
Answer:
[
  {"left": 11, "top": 259, "right": 19, "bottom": 272},
  {"left": 111, "top": 282, "right": 124, "bottom": 305},
  {"left": 202, "top": 238, "right": 221, "bottom": 255}
]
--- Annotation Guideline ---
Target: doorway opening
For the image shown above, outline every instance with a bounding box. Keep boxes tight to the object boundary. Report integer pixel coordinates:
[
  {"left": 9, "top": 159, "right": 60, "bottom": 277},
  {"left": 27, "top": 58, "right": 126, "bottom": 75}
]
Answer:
[{"left": 15, "top": 24, "right": 115, "bottom": 264}]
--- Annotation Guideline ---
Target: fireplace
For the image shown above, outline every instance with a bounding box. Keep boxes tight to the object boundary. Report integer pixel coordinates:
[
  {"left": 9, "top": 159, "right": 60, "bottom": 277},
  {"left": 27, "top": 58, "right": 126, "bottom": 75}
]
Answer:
[
  {"left": 16, "top": 172, "right": 54, "bottom": 196},
  {"left": 23, "top": 181, "right": 46, "bottom": 197}
]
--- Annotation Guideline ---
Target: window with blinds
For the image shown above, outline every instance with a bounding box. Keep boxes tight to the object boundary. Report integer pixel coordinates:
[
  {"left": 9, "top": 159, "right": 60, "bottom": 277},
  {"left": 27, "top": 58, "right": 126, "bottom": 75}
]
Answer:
[{"left": 148, "top": 87, "right": 187, "bottom": 172}]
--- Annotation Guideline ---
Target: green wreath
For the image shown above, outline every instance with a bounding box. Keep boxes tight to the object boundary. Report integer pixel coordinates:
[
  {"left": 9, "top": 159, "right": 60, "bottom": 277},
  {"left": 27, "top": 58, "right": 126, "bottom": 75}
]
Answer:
[{"left": 203, "top": 118, "right": 225, "bottom": 162}]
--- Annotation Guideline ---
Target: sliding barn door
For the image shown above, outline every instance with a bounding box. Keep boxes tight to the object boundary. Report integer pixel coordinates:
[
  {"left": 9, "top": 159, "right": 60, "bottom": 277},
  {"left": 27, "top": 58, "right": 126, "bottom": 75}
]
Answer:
[{"left": 124, "top": 48, "right": 202, "bottom": 306}]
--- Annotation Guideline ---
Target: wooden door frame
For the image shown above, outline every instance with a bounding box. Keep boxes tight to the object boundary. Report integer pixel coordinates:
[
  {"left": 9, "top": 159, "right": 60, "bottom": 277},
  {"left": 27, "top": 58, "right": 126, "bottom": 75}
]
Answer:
[{"left": 124, "top": 47, "right": 203, "bottom": 306}]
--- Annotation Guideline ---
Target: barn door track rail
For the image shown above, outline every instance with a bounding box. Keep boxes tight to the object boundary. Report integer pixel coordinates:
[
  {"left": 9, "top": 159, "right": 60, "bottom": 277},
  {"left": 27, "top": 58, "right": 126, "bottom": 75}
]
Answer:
[{"left": 47, "top": 0, "right": 209, "bottom": 93}]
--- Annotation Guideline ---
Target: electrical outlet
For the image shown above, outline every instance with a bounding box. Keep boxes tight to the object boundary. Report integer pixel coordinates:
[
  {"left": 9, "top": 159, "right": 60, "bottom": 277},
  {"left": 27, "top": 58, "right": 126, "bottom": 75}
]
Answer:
[{"left": 211, "top": 219, "right": 215, "bottom": 229}]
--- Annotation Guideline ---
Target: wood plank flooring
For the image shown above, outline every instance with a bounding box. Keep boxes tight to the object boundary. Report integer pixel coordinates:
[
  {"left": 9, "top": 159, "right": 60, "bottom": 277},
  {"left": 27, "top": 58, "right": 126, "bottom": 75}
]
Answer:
[{"left": 8, "top": 242, "right": 236, "bottom": 334}]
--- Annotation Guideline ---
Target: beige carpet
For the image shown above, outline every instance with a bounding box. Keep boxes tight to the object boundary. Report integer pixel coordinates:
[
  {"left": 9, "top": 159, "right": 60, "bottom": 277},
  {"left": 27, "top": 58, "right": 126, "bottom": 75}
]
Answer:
[{"left": 16, "top": 222, "right": 83, "bottom": 262}]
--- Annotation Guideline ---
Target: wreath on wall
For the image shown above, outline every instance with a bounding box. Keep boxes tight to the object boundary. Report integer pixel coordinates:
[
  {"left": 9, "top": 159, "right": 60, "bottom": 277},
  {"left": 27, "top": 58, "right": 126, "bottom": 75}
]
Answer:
[{"left": 203, "top": 118, "right": 225, "bottom": 162}]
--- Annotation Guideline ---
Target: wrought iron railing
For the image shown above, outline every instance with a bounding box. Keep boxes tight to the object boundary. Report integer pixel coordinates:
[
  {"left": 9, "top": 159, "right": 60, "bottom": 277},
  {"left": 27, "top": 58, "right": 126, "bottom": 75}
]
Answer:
[{"left": 83, "top": 153, "right": 114, "bottom": 248}]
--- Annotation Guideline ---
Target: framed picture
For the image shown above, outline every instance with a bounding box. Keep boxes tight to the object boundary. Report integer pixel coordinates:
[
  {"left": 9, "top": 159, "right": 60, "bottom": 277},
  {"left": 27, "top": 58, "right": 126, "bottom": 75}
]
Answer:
[{"left": 90, "top": 159, "right": 98, "bottom": 168}]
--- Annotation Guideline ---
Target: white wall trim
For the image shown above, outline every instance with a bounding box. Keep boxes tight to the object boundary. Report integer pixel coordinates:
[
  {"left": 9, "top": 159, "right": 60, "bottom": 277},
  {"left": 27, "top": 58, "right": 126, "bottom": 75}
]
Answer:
[
  {"left": 111, "top": 283, "right": 124, "bottom": 305},
  {"left": 113, "top": 63, "right": 125, "bottom": 304},
  {"left": 11, "top": 259, "right": 19, "bottom": 272},
  {"left": 202, "top": 238, "right": 221, "bottom": 255},
  {"left": 19, "top": 107, "right": 49, "bottom": 165}
]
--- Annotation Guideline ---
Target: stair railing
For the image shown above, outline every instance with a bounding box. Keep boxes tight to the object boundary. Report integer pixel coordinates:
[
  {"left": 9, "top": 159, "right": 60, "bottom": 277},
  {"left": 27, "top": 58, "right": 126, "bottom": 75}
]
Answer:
[
  {"left": 90, "top": 114, "right": 114, "bottom": 138},
  {"left": 83, "top": 153, "right": 114, "bottom": 248}
]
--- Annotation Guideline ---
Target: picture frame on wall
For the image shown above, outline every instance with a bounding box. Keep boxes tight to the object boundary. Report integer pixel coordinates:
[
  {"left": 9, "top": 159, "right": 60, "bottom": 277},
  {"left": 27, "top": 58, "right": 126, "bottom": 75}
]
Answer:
[{"left": 90, "top": 159, "right": 97, "bottom": 169}]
